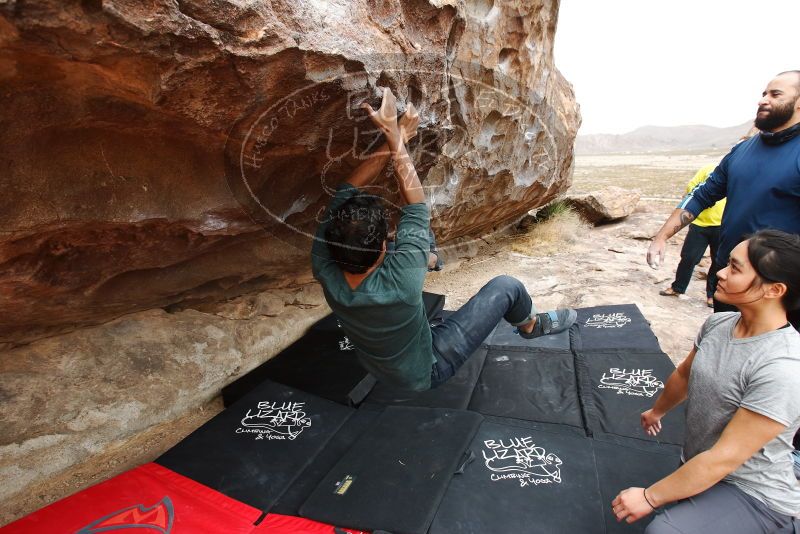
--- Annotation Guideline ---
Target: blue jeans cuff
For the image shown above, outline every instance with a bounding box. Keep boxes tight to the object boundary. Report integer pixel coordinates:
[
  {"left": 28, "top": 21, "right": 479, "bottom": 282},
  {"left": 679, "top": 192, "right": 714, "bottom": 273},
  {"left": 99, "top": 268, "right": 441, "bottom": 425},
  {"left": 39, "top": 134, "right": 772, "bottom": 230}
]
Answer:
[{"left": 509, "top": 303, "right": 537, "bottom": 326}]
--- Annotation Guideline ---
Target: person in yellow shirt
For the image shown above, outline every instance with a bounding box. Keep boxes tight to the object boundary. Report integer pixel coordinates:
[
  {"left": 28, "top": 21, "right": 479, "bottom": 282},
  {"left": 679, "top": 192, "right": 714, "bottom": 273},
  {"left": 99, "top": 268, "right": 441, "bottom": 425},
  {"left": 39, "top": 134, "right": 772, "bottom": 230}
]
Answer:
[{"left": 659, "top": 164, "right": 726, "bottom": 307}]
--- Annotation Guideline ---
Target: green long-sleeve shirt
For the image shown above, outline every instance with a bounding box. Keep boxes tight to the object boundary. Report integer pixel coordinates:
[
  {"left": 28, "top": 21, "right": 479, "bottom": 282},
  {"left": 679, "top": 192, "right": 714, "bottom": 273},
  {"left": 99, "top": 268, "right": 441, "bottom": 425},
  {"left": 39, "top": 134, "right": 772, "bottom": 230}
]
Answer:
[{"left": 311, "top": 184, "right": 434, "bottom": 391}]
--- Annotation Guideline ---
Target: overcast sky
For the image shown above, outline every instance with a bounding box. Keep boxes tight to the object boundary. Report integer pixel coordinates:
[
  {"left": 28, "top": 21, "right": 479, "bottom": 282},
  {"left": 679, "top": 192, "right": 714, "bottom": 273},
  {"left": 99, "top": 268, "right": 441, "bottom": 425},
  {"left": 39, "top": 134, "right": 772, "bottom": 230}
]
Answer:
[{"left": 554, "top": 1, "right": 800, "bottom": 134}]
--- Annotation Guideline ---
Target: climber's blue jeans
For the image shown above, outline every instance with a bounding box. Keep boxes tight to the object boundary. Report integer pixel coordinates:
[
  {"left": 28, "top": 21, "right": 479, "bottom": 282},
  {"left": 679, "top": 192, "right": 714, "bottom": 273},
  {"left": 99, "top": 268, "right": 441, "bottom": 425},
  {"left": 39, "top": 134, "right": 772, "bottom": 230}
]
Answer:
[{"left": 429, "top": 275, "right": 534, "bottom": 388}]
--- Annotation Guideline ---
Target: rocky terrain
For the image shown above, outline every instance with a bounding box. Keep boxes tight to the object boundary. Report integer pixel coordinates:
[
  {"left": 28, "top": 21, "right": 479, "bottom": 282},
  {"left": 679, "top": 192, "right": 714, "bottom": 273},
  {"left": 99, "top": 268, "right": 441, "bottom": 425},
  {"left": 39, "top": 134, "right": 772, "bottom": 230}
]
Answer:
[
  {"left": 1, "top": 0, "right": 580, "bottom": 524},
  {"left": 1, "top": 1, "right": 733, "bottom": 527}
]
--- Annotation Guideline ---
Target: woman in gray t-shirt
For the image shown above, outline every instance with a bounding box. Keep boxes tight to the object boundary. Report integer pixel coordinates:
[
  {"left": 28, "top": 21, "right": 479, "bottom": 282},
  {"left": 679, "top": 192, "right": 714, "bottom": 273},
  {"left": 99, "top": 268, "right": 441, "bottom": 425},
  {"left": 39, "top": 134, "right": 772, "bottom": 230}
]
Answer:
[{"left": 613, "top": 230, "right": 800, "bottom": 533}]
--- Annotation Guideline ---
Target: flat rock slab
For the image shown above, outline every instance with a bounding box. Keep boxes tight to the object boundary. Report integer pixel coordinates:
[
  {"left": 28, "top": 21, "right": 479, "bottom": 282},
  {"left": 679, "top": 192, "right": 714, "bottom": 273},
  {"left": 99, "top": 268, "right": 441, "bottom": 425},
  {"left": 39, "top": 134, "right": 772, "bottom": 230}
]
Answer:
[{"left": 568, "top": 187, "right": 641, "bottom": 224}]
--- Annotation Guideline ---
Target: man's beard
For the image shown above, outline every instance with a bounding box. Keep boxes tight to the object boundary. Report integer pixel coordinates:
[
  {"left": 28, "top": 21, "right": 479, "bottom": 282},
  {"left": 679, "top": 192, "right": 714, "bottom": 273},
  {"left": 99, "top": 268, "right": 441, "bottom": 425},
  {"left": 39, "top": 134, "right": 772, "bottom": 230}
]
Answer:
[{"left": 754, "top": 97, "right": 797, "bottom": 131}]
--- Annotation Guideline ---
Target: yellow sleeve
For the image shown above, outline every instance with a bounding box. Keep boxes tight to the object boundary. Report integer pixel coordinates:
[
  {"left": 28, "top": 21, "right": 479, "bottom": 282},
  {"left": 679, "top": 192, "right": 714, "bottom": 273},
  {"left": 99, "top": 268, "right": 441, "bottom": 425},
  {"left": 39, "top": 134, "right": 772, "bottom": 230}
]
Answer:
[{"left": 685, "top": 164, "right": 717, "bottom": 194}]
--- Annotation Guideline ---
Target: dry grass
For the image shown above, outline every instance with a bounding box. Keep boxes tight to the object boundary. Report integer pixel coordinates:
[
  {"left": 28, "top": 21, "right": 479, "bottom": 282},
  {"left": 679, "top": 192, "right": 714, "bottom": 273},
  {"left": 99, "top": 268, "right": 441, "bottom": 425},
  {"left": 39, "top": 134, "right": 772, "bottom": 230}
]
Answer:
[{"left": 510, "top": 207, "right": 589, "bottom": 257}]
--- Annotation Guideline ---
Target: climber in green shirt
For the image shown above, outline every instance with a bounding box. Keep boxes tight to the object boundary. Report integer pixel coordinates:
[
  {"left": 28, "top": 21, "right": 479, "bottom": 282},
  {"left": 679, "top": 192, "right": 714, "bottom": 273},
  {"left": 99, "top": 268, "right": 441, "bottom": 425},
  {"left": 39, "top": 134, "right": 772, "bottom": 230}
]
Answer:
[{"left": 312, "top": 88, "right": 576, "bottom": 391}]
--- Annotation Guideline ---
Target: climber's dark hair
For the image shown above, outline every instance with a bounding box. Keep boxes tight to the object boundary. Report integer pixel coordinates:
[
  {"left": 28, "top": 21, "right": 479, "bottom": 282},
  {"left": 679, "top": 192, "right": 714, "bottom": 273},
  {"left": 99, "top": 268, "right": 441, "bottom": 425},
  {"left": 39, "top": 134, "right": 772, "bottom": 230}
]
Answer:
[
  {"left": 746, "top": 229, "right": 800, "bottom": 310},
  {"left": 324, "top": 192, "right": 389, "bottom": 274}
]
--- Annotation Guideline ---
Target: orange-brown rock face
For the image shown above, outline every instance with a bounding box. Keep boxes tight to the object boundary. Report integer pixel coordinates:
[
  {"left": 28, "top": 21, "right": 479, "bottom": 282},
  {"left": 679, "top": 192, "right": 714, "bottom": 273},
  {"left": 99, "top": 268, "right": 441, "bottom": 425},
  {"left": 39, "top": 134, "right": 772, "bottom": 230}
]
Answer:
[{"left": 0, "top": 0, "right": 579, "bottom": 346}]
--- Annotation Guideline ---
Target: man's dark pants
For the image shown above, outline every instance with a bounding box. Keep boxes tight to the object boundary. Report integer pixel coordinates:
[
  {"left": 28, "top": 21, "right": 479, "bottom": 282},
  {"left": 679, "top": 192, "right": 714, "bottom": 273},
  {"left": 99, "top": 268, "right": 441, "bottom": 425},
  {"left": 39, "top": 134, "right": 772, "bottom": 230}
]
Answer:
[{"left": 672, "top": 224, "right": 720, "bottom": 298}]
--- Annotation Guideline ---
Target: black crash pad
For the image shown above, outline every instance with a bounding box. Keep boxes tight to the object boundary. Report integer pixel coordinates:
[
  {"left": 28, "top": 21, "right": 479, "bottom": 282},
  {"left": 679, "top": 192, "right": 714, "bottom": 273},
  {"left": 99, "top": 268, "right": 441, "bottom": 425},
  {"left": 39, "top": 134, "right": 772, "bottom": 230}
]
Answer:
[
  {"left": 484, "top": 320, "right": 572, "bottom": 351},
  {"left": 576, "top": 350, "right": 685, "bottom": 445},
  {"left": 430, "top": 419, "right": 604, "bottom": 533},
  {"left": 594, "top": 436, "right": 682, "bottom": 533},
  {"left": 157, "top": 380, "right": 353, "bottom": 512},
  {"left": 468, "top": 347, "right": 584, "bottom": 428},
  {"left": 222, "top": 325, "right": 366, "bottom": 407},
  {"left": 299, "top": 406, "right": 483, "bottom": 534},
  {"left": 364, "top": 312, "right": 488, "bottom": 409},
  {"left": 222, "top": 292, "right": 445, "bottom": 407},
  {"left": 271, "top": 408, "right": 382, "bottom": 516},
  {"left": 573, "top": 304, "right": 662, "bottom": 353}
]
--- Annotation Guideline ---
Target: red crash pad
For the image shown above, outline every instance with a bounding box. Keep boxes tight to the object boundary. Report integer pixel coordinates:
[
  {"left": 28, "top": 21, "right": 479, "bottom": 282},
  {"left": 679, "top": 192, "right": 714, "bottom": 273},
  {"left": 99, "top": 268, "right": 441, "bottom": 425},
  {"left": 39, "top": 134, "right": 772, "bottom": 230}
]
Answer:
[{"left": 1, "top": 463, "right": 262, "bottom": 533}]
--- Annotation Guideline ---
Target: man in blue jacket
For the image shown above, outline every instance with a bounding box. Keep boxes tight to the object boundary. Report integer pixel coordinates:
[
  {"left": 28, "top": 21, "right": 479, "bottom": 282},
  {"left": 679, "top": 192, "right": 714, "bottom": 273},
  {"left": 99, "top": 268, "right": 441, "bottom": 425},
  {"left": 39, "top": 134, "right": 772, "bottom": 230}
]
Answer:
[{"left": 647, "top": 70, "right": 800, "bottom": 323}]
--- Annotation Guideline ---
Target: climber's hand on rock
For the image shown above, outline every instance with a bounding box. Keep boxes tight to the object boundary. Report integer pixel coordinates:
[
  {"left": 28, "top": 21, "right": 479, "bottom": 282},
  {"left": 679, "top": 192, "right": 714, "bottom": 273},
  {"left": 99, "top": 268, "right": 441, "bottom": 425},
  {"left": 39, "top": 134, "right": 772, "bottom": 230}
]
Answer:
[
  {"left": 399, "top": 102, "right": 420, "bottom": 142},
  {"left": 361, "top": 88, "right": 401, "bottom": 143}
]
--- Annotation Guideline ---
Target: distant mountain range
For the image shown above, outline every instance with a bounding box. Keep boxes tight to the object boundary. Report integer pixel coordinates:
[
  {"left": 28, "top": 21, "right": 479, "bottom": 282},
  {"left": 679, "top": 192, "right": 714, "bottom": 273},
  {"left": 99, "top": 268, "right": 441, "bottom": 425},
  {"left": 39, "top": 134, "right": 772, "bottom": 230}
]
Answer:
[{"left": 575, "top": 121, "right": 754, "bottom": 154}]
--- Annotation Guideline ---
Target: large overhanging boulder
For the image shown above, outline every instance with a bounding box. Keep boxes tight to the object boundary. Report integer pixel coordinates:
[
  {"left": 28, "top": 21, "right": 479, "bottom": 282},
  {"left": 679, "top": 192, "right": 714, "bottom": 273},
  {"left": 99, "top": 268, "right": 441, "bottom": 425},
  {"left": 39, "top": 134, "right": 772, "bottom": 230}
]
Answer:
[{"left": 0, "top": 0, "right": 579, "bottom": 348}]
